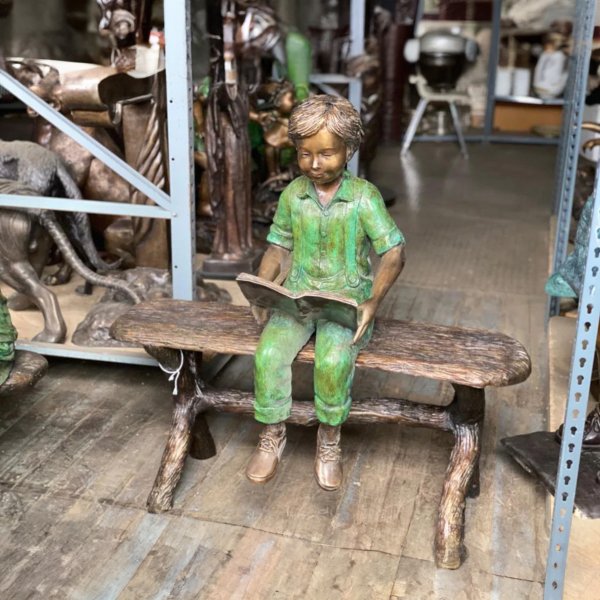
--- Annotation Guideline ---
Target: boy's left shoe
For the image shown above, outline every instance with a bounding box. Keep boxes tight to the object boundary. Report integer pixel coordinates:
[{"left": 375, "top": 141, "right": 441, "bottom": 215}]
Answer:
[{"left": 315, "top": 424, "right": 343, "bottom": 491}]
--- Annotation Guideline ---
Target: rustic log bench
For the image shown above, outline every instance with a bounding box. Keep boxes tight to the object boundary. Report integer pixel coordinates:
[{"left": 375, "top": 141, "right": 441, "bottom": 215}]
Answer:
[
  {"left": 0, "top": 351, "right": 48, "bottom": 397},
  {"left": 111, "top": 299, "right": 531, "bottom": 570}
]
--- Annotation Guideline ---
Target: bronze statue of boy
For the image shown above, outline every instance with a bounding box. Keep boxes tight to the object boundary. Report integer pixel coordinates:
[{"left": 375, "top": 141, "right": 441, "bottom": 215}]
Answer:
[{"left": 247, "top": 94, "right": 406, "bottom": 490}]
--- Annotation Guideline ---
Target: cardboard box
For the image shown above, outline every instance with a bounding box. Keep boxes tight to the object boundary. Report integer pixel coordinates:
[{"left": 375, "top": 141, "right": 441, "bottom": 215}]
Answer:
[{"left": 493, "top": 102, "right": 563, "bottom": 133}]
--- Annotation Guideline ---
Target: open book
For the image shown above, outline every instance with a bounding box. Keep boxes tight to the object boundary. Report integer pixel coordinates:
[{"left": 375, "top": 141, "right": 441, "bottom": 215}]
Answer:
[{"left": 236, "top": 273, "right": 359, "bottom": 331}]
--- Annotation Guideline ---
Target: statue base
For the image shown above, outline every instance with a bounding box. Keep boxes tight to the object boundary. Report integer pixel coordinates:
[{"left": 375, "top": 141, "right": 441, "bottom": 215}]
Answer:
[
  {"left": 199, "top": 248, "right": 264, "bottom": 280},
  {"left": 501, "top": 431, "right": 600, "bottom": 518}
]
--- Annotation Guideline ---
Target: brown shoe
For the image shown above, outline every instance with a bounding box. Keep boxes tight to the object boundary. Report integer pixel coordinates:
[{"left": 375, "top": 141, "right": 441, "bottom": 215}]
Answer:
[
  {"left": 246, "top": 423, "right": 286, "bottom": 484},
  {"left": 315, "top": 424, "right": 342, "bottom": 491}
]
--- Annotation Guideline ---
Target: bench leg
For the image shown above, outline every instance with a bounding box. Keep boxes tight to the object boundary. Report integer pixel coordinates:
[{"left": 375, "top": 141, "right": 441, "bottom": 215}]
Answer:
[
  {"left": 435, "top": 385, "right": 484, "bottom": 569},
  {"left": 145, "top": 348, "right": 213, "bottom": 513}
]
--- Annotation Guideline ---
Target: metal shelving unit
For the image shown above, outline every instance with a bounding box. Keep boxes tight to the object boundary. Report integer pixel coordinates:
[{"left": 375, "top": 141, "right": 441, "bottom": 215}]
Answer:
[
  {"left": 549, "top": 0, "right": 597, "bottom": 317},
  {"left": 411, "top": 0, "right": 566, "bottom": 146},
  {"left": 415, "top": 1, "right": 600, "bottom": 596},
  {"left": 482, "top": 0, "right": 564, "bottom": 145},
  {"left": 0, "top": 0, "right": 364, "bottom": 364},
  {"left": 545, "top": 149, "right": 600, "bottom": 598},
  {"left": 309, "top": 0, "right": 364, "bottom": 174},
  {"left": 0, "top": 1, "right": 196, "bottom": 365},
  {"left": 541, "top": 1, "right": 598, "bottom": 597},
  {"left": 495, "top": 95, "right": 564, "bottom": 106}
]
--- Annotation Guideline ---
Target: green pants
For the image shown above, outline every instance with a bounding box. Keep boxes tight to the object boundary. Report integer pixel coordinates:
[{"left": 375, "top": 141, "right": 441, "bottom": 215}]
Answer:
[
  {"left": 0, "top": 293, "right": 16, "bottom": 387},
  {"left": 254, "top": 311, "right": 372, "bottom": 426}
]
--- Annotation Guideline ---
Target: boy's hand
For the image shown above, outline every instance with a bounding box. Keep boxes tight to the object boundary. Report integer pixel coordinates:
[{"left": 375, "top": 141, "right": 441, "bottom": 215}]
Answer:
[
  {"left": 353, "top": 298, "right": 378, "bottom": 344},
  {"left": 353, "top": 245, "right": 406, "bottom": 345}
]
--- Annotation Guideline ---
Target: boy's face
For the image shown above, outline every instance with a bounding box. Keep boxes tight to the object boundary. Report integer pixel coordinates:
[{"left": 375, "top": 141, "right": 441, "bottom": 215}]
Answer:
[{"left": 296, "top": 128, "right": 348, "bottom": 186}]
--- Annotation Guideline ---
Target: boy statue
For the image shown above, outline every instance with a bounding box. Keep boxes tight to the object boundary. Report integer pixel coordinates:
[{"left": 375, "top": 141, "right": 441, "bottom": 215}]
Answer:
[{"left": 247, "top": 95, "right": 406, "bottom": 490}]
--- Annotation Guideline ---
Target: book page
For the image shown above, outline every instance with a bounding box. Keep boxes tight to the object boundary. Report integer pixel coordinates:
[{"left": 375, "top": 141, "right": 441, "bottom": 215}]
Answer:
[{"left": 237, "top": 273, "right": 358, "bottom": 330}]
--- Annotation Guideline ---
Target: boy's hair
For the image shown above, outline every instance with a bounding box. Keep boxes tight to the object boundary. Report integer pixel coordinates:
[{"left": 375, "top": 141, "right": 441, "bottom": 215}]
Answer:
[{"left": 288, "top": 95, "right": 364, "bottom": 158}]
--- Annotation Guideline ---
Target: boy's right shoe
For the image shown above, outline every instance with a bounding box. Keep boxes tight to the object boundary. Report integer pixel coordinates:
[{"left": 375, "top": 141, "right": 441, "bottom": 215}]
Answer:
[
  {"left": 246, "top": 422, "right": 287, "bottom": 483},
  {"left": 314, "top": 424, "right": 343, "bottom": 491}
]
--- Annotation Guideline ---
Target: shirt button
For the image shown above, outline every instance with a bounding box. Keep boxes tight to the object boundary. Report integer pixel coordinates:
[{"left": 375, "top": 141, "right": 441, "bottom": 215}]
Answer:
[{"left": 323, "top": 210, "right": 329, "bottom": 216}]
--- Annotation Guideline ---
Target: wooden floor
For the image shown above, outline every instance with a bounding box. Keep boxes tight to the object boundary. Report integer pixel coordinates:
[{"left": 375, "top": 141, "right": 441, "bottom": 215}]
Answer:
[{"left": 0, "top": 143, "right": 559, "bottom": 599}]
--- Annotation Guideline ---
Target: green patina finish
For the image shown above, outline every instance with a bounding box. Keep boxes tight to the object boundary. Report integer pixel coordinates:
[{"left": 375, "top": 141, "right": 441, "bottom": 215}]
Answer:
[
  {"left": 255, "top": 311, "right": 371, "bottom": 426},
  {"left": 255, "top": 171, "right": 404, "bottom": 426},
  {"left": 0, "top": 290, "right": 17, "bottom": 387},
  {"left": 546, "top": 194, "right": 593, "bottom": 299},
  {"left": 285, "top": 31, "right": 311, "bottom": 101},
  {"left": 267, "top": 170, "right": 405, "bottom": 303}
]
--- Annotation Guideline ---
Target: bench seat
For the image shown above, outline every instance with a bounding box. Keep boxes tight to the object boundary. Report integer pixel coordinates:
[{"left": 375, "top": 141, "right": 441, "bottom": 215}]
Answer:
[{"left": 111, "top": 300, "right": 530, "bottom": 388}]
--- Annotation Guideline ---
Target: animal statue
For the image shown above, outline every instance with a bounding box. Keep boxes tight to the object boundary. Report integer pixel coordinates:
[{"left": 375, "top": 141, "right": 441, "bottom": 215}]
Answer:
[
  {"left": 0, "top": 139, "right": 117, "bottom": 280},
  {"left": 5, "top": 59, "right": 139, "bottom": 267},
  {"left": 71, "top": 267, "right": 231, "bottom": 347},
  {"left": 0, "top": 142, "right": 140, "bottom": 343}
]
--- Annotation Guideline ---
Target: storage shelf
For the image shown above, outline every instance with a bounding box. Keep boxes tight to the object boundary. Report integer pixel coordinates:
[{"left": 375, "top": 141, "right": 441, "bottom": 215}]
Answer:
[
  {"left": 500, "top": 27, "right": 549, "bottom": 38},
  {"left": 482, "top": 0, "right": 566, "bottom": 144},
  {"left": 495, "top": 95, "right": 565, "bottom": 106},
  {"left": 485, "top": 132, "right": 560, "bottom": 145}
]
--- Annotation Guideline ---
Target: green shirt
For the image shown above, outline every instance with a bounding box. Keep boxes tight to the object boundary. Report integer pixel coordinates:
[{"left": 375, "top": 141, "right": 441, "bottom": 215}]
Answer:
[{"left": 267, "top": 171, "right": 405, "bottom": 303}]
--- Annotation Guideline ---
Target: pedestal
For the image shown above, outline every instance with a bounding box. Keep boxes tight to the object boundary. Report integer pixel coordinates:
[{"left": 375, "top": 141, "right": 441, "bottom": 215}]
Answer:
[{"left": 502, "top": 431, "right": 600, "bottom": 518}]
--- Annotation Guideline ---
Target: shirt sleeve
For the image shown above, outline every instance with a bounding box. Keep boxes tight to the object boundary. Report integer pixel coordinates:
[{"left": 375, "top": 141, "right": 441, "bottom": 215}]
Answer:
[
  {"left": 266, "top": 184, "right": 294, "bottom": 250},
  {"left": 360, "top": 183, "right": 405, "bottom": 255}
]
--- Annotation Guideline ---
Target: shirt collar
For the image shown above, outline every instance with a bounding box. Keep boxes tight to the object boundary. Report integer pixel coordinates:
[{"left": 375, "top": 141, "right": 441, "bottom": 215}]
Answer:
[{"left": 298, "top": 170, "right": 355, "bottom": 203}]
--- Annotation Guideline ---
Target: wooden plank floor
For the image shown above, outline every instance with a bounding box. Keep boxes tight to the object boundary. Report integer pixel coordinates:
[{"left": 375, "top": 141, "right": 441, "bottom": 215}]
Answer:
[{"left": 0, "top": 143, "right": 556, "bottom": 599}]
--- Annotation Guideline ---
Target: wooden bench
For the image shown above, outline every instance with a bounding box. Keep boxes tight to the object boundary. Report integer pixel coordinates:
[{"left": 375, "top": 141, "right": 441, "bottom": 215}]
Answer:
[
  {"left": 111, "top": 299, "right": 531, "bottom": 570},
  {"left": 0, "top": 350, "right": 48, "bottom": 397}
]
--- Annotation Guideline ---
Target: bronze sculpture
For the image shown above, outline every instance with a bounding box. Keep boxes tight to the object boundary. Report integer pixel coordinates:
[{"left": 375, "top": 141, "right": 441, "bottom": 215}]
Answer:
[
  {"left": 0, "top": 288, "right": 16, "bottom": 386},
  {"left": 249, "top": 81, "right": 296, "bottom": 180},
  {"left": 0, "top": 141, "right": 140, "bottom": 343},
  {"left": 201, "top": 0, "right": 261, "bottom": 277},
  {"left": 245, "top": 95, "right": 406, "bottom": 490},
  {"left": 71, "top": 267, "right": 231, "bottom": 348},
  {"left": 0, "top": 139, "right": 116, "bottom": 275},
  {"left": 6, "top": 0, "right": 169, "bottom": 270}
]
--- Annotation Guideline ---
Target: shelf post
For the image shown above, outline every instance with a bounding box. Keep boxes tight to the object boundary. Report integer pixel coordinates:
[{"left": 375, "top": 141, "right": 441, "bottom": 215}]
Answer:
[
  {"left": 544, "top": 165, "right": 600, "bottom": 599},
  {"left": 549, "top": 0, "right": 597, "bottom": 316},
  {"left": 483, "top": 0, "right": 502, "bottom": 139},
  {"left": 164, "top": 0, "right": 196, "bottom": 300}
]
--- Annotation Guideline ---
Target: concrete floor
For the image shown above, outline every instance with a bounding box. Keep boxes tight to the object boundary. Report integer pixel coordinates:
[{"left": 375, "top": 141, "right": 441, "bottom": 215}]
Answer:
[{"left": 0, "top": 142, "right": 560, "bottom": 599}]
